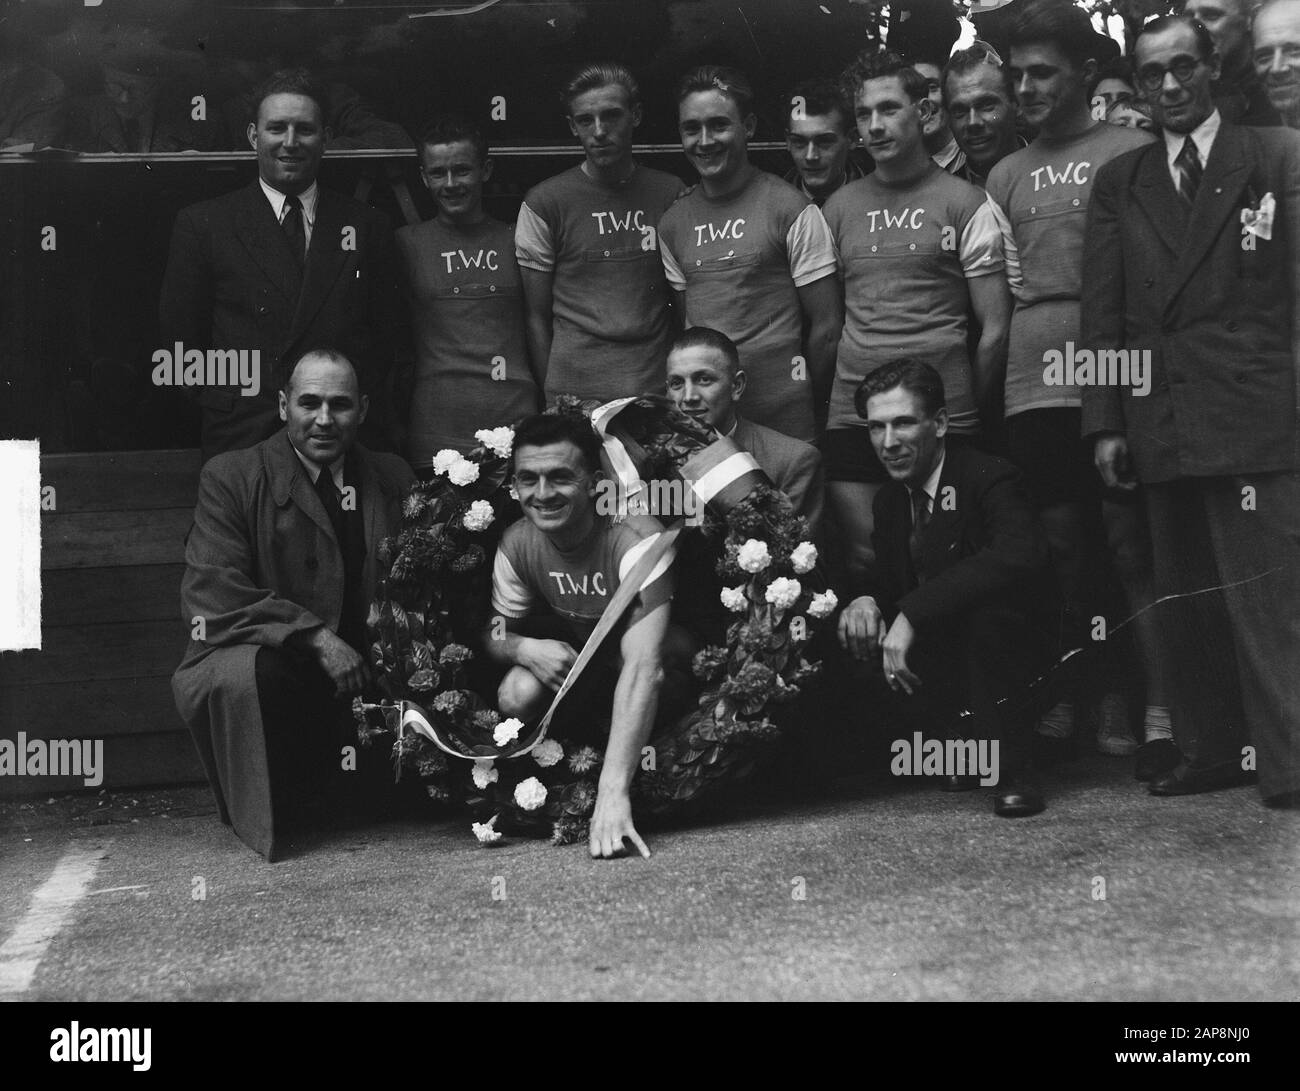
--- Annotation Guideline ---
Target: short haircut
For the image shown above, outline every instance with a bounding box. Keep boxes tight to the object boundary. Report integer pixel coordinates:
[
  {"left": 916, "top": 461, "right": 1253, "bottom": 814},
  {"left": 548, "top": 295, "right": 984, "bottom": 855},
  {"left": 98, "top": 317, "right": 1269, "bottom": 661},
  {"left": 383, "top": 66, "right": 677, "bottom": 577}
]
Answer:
[
  {"left": 563, "top": 61, "right": 641, "bottom": 113},
  {"left": 251, "top": 68, "right": 327, "bottom": 125},
  {"left": 677, "top": 65, "right": 755, "bottom": 117},
  {"left": 416, "top": 113, "right": 488, "bottom": 164},
  {"left": 1087, "top": 56, "right": 1136, "bottom": 100},
  {"left": 282, "top": 347, "right": 358, "bottom": 394},
  {"left": 1135, "top": 14, "right": 1217, "bottom": 61},
  {"left": 841, "top": 50, "right": 930, "bottom": 105},
  {"left": 855, "top": 358, "right": 946, "bottom": 420},
  {"left": 1008, "top": 0, "right": 1107, "bottom": 70},
  {"left": 943, "top": 42, "right": 1016, "bottom": 103},
  {"left": 511, "top": 412, "right": 602, "bottom": 474},
  {"left": 783, "top": 77, "right": 855, "bottom": 132},
  {"left": 669, "top": 326, "right": 741, "bottom": 376}
]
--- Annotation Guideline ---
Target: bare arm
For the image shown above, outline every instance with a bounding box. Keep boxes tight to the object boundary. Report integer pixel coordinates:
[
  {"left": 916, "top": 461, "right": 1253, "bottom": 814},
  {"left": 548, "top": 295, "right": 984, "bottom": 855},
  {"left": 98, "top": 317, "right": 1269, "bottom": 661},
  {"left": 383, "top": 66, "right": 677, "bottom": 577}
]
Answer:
[
  {"left": 967, "top": 270, "right": 1011, "bottom": 422},
  {"left": 796, "top": 273, "right": 843, "bottom": 424},
  {"left": 519, "top": 267, "right": 555, "bottom": 390},
  {"left": 590, "top": 600, "right": 670, "bottom": 859}
]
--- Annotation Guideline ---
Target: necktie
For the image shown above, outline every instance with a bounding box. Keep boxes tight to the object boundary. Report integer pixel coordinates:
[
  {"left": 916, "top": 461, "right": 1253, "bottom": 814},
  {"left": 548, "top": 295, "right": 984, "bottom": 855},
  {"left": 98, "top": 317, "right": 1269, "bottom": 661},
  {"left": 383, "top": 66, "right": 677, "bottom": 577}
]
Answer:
[
  {"left": 314, "top": 467, "right": 366, "bottom": 648},
  {"left": 909, "top": 489, "right": 931, "bottom": 581},
  {"left": 1175, "top": 136, "right": 1201, "bottom": 205},
  {"left": 314, "top": 466, "right": 346, "bottom": 546},
  {"left": 282, "top": 194, "right": 306, "bottom": 265}
]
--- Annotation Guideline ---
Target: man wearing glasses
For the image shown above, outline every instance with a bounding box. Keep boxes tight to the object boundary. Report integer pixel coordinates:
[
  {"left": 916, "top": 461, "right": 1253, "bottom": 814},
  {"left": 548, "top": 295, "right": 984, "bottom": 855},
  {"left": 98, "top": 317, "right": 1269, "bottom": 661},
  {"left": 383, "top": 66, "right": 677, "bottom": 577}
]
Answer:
[
  {"left": 1081, "top": 14, "right": 1300, "bottom": 806},
  {"left": 485, "top": 413, "right": 687, "bottom": 857}
]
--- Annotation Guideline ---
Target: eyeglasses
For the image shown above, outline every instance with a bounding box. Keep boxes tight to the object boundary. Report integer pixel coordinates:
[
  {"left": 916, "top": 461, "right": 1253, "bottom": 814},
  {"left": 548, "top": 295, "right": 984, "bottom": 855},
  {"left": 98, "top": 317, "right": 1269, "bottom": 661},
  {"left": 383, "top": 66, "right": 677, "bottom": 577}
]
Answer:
[{"left": 1135, "top": 55, "right": 1207, "bottom": 92}]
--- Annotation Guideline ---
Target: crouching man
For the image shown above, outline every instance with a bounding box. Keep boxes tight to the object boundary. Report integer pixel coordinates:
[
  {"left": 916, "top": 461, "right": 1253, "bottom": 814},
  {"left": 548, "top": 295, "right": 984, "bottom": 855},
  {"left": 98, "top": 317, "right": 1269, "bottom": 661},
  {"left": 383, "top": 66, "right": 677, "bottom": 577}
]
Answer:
[
  {"left": 172, "top": 349, "right": 415, "bottom": 860},
  {"left": 836, "top": 359, "right": 1056, "bottom": 816},
  {"left": 485, "top": 413, "right": 690, "bottom": 859}
]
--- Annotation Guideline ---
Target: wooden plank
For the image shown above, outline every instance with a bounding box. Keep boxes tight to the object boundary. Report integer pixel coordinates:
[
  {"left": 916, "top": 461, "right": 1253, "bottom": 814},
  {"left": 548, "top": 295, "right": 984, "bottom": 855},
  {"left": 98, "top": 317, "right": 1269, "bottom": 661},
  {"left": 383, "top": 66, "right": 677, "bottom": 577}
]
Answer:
[
  {"left": 41, "top": 565, "right": 185, "bottom": 626},
  {"left": 42, "top": 509, "right": 193, "bottom": 570},
  {"left": 0, "top": 731, "right": 205, "bottom": 800},
  {"left": 0, "top": 676, "right": 184, "bottom": 739},
  {"left": 0, "top": 620, "right": 189, "bottom": 686},
  {"left": 41, "top": 449, "right": 201, "bottom": 513}
]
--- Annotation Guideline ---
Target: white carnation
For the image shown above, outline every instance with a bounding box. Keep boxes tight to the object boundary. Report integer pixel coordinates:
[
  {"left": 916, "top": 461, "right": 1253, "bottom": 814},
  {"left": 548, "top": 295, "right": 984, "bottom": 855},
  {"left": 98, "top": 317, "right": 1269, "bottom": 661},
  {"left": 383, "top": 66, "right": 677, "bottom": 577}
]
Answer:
[
  {"left": 720, "top": 585, "right": 748, "bottom": 613},
  {"left": 807, "top": 589, "right": 839, "bottom": 619},
  {"left": 462, "top": 499, "right": 495, "bottom": 532},
  {"left": 471, "top": 760, "right": 498, "bottom": 790},
  {"left": 764, "top": 576, "right": 802, "bottom": 611},
  {"left": 448, "top": 458, "right": 480, "bottom": 487},
  {"left": 514, "top": 776, "right": 548, "bottom": 811},
  {"left": 474, "top": 427, "right": 514, "bottom": 459},
  {"left": 790, "top": 541, "right": 818, "bottom": 574},
  {"left": 737, "top": 538, "right": 771, "bottom": 574},
  {"left": 493, "top": 718, "right": 524, "bottom": 747},
  {"left": 533, "top": 739, "right": 564, "bottom": 768},
  {"left": 431, "top": 449, "right": 461, "bottom": 476},
  {"left": 471, "top": 817, "right": 502, "bottom": 844}
]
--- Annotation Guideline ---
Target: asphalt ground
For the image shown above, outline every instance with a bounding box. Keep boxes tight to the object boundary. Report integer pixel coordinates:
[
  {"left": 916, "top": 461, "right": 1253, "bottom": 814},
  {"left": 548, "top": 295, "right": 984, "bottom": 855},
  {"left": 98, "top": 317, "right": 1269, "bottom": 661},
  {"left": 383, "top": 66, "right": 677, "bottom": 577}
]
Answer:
[{"left": 1, "top": 750, "right": 1296, "bottom": 1004}]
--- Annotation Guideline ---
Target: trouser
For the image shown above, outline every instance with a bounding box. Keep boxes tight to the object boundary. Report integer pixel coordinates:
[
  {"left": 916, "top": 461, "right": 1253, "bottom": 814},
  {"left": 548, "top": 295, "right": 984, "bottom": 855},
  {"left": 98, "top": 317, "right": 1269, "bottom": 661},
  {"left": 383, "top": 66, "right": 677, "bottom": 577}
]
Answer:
[
  {"left": 892, "top": 601, "right": 1053, "bottom": 777},
  {"left": 254, "top": 646, "right": 393, "bottom": 827},
  {"left": 1144, "top": 473, "right": 1300, "bottom": 799}
]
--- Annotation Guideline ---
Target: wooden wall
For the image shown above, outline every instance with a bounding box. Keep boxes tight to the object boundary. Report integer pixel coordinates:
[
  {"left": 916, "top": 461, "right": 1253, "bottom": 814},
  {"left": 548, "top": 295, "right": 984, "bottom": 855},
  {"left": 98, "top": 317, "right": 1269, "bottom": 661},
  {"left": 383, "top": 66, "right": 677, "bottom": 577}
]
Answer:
[{"left": 0, "top": 450, "right": 205, "bottom": 798}]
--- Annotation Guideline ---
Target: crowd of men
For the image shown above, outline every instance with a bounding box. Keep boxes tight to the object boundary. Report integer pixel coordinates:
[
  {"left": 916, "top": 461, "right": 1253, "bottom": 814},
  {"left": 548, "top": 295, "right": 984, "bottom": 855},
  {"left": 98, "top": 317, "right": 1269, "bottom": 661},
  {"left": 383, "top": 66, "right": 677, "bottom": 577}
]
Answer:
[{"left": 165, "top": 0, "right": 1299, "bottom": 861}]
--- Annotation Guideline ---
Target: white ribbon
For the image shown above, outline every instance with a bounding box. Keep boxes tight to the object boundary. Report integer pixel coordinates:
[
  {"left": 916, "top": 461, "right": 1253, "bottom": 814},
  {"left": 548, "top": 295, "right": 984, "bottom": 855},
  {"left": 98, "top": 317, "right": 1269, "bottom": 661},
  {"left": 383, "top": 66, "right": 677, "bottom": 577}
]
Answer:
[
  {"left": 688, "top": 450, "right": 762, "bottom": 505},
  {"left": 590, "top": 398, "right": 645, "bottom": 513}
]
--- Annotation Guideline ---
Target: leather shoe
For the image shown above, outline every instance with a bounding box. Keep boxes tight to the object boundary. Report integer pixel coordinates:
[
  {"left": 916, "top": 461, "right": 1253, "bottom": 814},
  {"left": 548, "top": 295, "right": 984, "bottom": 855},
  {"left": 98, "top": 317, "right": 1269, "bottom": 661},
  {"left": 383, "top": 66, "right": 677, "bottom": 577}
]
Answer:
[
  {"left": 1134, "top": 738, "right": 1182, "bottom": 782},
  {"left": 994, "top": 774, "right": 1045, "bottom": 817},
  {"left": 1148, "top": 762, "right": 1256, "bottom": 796},
  {"left": 939, "top": 774, "right": 981, "bottom": 791}
]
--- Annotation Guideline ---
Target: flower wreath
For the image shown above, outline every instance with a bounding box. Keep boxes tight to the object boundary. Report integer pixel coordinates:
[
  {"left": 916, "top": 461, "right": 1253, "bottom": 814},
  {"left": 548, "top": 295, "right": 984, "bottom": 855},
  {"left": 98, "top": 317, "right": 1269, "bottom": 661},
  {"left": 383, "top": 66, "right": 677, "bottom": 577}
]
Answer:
[{"left": 354, "top": 397, "right": 838, "bottom": 845}]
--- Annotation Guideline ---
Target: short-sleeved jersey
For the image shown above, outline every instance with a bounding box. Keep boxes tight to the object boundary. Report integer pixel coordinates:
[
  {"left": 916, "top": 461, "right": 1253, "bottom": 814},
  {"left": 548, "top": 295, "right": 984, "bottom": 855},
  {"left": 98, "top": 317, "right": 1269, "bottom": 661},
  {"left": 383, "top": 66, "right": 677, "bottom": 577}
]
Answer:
[
  {"left": 514, "top": 163, "right": 684, "bottom": 405},
  {"left": 396, "top": 215, "right": 538, "bottom": 462},
  {"left": 490, "top": 512, "right": 675, "bottom": 645},
  {"left": 985, "top": 122, "right": 1154, "bottom": 417},
  {"left": 822, "top": 165, "right": 1004, "bottom": 434},
  {"left": 658, "top": 168, "right": 837, "bottom": 443}
]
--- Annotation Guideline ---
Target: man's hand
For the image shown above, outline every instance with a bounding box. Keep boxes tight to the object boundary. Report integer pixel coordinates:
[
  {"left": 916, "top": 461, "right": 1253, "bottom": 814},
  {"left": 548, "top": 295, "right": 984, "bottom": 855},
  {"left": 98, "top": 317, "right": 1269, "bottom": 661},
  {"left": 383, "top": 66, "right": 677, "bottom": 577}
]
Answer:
[
  {"left": 589, "top": 785, "right": 650, "bottom": 859},
  {"left": 307, "top": 627, "right": 370, "bottom": 695},
  {"left": 1094, "top": 433, "right": 1137, "bottom": 491},
  {"left": 881, "top": 612, "right": 921, "bottom": 695},
  {"left": 518, "top": 638, "right": 577, "bottom": 692},
  {"left": 837, "top": 595, "right": 887, "bottom": 661}
]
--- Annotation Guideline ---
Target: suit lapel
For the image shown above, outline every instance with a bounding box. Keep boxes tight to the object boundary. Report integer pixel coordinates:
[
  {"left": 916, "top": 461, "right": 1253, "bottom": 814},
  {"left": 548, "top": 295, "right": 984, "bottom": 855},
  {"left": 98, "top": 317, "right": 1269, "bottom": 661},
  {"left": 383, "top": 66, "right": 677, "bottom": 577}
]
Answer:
[
  {"left": 1166, "top": 125, "right": 1251, "bottom": 307},
  {"left": 918, "top": 452, "right": 961, "bottom": 577},
  {"left": 1132, "top": 144, "right": 1187, "bottom": 258},
  {"left": 289, "top": 187, "right": 351, "bottom": 349},
  {"left": 234, "top": 182, "right": 304, "bottom": 307},
  {"left": 267, "top": 432, "right": 336, "bottom": 543}
]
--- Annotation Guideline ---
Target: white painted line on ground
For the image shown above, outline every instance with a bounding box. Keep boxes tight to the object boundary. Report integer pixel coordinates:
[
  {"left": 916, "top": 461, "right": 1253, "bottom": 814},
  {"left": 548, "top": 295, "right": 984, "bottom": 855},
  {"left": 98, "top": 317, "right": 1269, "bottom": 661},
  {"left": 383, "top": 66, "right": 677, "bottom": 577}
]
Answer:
[
  {"left": 0, "top": 840, "right": 112, "bottom": 994},
  {"left": 87, "top": 885, "right": 148, "bottom": 896}
]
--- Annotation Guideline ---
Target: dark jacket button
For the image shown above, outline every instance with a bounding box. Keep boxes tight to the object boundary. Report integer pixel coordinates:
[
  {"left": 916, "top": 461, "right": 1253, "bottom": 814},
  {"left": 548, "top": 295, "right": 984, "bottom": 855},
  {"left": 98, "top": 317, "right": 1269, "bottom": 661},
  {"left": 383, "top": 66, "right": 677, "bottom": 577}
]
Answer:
[
  {"left": 305, "top": 556, "right": 319, "bottom": 570},
  {"left": 1225, "top": 320, "right": 1239, "bottom": 332}
]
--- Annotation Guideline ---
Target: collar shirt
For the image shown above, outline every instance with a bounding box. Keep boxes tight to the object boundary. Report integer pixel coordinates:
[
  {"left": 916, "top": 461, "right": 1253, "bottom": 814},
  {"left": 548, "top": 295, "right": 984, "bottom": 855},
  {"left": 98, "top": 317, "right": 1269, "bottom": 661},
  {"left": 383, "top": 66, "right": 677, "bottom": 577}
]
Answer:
[
  {"left": 1163, "top": 108, "right": 1220, "bottom": 189},
  {"left": 260, "top": 178, "right": 319, "bottom": 249}
]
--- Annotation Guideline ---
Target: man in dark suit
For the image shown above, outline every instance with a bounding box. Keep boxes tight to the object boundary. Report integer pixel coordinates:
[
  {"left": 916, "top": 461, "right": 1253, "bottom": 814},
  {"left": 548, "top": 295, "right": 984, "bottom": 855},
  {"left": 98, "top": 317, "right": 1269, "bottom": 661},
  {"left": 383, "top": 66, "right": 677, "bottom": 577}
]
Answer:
[
  {"left": 172, "top": 349, "right": 415, "bottom": 860},
  {"left": 837, "top": 359, "right": 1056, "bottom": 816},
  {"left": 1082, "top": 15, "right": 1300, "bottom": 806},
  {"left": 665, "top": 326, "right": 824, "bottom": 537},
  {"left": 159, "top": 68, "right": 397, "bottom": 462}
]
